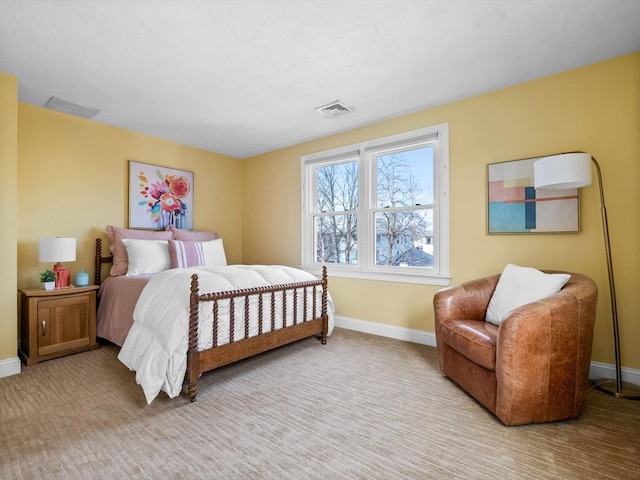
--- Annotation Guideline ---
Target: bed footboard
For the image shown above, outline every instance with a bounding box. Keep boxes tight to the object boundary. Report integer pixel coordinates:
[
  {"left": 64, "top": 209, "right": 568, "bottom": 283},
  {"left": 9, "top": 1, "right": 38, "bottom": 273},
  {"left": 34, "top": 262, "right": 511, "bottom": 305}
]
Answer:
[{"left": 187, "top": 266, "right": 328, "bottom": 401}]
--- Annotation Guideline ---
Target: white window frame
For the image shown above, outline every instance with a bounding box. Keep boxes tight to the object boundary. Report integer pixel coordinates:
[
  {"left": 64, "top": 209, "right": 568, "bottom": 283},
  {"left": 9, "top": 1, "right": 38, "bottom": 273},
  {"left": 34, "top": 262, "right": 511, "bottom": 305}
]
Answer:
[{"left": 301, "top": 123, "right": 450, "bottom": 285}]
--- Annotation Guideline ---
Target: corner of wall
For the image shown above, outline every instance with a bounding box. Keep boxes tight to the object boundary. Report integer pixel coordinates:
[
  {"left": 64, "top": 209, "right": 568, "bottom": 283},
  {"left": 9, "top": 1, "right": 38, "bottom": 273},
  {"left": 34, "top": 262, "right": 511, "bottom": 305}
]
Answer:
[{"left": 0, "top": 72, "right": 19, "bottom": 363}]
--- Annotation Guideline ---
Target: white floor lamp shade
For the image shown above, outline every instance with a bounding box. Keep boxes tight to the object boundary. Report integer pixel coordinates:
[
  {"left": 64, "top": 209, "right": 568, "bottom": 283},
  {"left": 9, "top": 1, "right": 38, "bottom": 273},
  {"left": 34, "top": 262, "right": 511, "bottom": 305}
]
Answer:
[{"left": 533, "top": 152, "right": 592, "bottom": 189}]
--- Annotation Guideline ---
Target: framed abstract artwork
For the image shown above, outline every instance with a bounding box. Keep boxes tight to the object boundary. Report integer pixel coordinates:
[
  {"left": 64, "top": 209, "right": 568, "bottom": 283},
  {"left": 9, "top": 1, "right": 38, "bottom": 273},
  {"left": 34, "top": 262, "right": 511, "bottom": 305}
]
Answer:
[
  {"left": 487, "top": 157, "right": 579, "bottom": 234},
  {"left": 129, "top": 160, "right": 194, "bottom": 230}
]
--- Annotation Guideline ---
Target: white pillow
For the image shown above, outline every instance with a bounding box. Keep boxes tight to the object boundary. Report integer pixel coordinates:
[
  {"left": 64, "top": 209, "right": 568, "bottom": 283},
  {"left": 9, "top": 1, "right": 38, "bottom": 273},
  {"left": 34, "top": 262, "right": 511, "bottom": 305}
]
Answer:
[
  {"left": 202, "top": 238, "right": 228, "bottom": 266},
  {"left": 485, "top": 264, "right": 571, "bottom": 325},
  {"left": 122, "top": 238, "right": 171, "bottom": 275}
]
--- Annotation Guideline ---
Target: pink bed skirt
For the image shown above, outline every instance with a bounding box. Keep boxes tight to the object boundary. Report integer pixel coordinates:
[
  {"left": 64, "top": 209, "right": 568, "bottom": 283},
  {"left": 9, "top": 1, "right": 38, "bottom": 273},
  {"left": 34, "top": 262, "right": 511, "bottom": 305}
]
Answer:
[{"left": 96, "top": 275, "right": 153, "bottom": 346}]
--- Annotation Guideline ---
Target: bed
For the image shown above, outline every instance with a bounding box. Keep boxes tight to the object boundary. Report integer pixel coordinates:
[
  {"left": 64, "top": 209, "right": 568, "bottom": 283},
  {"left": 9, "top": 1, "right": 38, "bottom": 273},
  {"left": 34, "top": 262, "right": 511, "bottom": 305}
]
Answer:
[{"left": 94, "top": 230, "right": 332, "bottom": 404}]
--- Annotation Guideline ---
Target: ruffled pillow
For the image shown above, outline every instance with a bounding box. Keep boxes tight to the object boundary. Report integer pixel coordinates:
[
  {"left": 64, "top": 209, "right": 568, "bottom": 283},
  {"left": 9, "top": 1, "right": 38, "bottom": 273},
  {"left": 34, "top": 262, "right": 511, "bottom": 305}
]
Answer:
[{"left": 166, "top": 225, "right": 218, "bottom": 242}]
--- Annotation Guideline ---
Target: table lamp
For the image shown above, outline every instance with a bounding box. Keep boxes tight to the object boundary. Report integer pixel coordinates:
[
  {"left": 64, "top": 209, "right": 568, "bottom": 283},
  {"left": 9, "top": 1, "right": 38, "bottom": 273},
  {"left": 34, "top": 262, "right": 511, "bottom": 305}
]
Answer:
[{"left": 39, "top": 237, "right": 76, "bottom": 288}]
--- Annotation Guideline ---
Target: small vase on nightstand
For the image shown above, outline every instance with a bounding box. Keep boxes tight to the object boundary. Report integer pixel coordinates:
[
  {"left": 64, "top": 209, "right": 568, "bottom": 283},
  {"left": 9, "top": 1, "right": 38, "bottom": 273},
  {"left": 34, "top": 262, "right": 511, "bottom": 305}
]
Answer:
[
  {"left": 43, "top": 281, "right": 55, "bottom": 291},
  {"left": 75, "top": 268, "right": 89, "bottom": 287}
]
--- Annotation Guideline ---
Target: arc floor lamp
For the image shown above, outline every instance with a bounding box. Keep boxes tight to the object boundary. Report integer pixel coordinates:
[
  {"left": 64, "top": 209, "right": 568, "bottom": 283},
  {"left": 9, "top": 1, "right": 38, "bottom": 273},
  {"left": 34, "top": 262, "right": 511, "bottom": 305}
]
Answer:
[{"left": 534, "top": 152, "right": 639, "bottom": 400}]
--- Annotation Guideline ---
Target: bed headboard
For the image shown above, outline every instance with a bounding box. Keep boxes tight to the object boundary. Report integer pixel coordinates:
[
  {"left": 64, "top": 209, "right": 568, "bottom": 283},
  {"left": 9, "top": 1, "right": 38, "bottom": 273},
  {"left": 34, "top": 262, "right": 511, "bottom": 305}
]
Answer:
[{"left": 94, "top": 238, "right": 113, "bottom": 285}]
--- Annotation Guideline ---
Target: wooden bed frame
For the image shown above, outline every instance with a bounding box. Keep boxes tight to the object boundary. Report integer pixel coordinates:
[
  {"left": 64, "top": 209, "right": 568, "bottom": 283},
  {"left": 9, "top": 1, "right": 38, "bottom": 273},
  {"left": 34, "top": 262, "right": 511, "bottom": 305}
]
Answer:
[{"left": 94, "top": 238, "right": 329, "bottom": 402}]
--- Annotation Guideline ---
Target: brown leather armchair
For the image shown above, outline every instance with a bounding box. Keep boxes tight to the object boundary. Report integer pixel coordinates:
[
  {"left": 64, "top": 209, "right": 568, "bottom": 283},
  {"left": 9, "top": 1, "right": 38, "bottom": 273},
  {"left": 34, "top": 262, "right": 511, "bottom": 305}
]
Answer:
[{"left": 434, "top": 272, "right": 598, "bottom": 426}]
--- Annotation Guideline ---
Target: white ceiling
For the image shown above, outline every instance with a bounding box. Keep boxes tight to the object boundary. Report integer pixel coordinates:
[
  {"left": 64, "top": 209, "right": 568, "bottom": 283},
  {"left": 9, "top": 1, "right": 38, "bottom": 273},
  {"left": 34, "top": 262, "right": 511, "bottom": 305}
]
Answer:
[{"left": 1, "top": 0, "right": 638, "bottom": 159}]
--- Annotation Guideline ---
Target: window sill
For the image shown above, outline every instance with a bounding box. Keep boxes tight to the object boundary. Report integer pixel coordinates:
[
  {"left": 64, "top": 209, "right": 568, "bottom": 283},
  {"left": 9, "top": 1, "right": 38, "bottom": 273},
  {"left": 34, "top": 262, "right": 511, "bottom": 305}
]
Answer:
[{"left": 301, "top": 264, "right": 451, "bottom": 286}]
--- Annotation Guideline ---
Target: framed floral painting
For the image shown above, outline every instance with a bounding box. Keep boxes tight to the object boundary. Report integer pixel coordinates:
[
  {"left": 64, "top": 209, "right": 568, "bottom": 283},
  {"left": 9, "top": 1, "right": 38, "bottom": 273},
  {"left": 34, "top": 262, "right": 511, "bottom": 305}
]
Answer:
[{"left": 128, "top": 160, "right": 194, "bottom": 230}]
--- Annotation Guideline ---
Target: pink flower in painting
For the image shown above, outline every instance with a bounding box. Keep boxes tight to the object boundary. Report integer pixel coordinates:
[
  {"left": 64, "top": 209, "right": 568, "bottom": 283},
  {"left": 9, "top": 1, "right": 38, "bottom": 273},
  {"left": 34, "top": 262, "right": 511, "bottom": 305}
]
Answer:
[{"left": 149, "top": 180, "right": 169, "bottom": 200}]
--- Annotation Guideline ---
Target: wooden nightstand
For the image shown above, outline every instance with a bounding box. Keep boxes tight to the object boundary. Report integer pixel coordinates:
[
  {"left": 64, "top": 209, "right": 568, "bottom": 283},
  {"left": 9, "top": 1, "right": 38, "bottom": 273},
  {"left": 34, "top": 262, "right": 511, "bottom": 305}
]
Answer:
[{"left": 18, "top": 285, "right": 99, "bottom": 366}]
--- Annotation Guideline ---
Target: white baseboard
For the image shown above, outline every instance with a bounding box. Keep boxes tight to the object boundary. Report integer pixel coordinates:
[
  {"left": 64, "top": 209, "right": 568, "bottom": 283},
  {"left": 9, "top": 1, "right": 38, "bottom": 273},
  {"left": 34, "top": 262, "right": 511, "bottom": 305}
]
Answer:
[
  {"left": 335, "top": 315, "right": 437, "bottom": 347},
  {"left": 589, "top": 361, "right": 640, "bottom": 385},
  {"left": 0, "top": 356, "right": 21, "bottom": 379},
  {"left": 334, "top": 315, "right": 640, "bottom": 384}
]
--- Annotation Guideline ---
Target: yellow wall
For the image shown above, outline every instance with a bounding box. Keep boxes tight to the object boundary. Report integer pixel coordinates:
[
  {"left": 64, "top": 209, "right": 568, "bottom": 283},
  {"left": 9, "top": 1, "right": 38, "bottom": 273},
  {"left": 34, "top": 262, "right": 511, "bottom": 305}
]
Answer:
[
  {"left": 15, "top": 105, "right": 243, "bottom": 292},
  {"left": 243, "top": 53, "right": 640, "bottom": 369},
  {"left": 0, "top": 73, "right": 19, "bottom": 362}
]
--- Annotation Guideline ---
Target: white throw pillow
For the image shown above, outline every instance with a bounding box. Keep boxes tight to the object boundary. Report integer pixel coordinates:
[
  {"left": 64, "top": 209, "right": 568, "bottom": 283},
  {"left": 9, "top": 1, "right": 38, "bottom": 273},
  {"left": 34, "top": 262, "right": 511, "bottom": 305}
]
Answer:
[
  {"left": 485, "top": 264, "right": 571, "bottom": 325},
  {"left": 122, "top": 239, "right": 171, "bottom": 275},
  {"left": 202, "top": 238, "right": 227, "bottom": 266}
]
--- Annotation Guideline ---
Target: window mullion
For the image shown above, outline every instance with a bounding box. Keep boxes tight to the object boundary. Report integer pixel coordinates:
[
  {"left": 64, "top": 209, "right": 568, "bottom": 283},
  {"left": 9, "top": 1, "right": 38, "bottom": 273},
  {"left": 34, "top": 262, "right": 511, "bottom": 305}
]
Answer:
[{"left": 357, "top": 150, "right": 369, "bottom": 270}]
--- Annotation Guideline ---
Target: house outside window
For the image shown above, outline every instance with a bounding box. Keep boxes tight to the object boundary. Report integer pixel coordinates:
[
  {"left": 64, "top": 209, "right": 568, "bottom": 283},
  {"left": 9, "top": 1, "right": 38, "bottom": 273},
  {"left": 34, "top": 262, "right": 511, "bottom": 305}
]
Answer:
[{"left": 301, "top": 124, "right": 449, "bottom": 285}]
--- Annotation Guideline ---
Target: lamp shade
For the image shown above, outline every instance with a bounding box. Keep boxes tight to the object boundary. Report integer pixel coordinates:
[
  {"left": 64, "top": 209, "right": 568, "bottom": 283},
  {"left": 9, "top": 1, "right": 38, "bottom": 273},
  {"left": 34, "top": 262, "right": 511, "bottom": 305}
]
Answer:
[
  {"left": 533, "top": 153, "right": 592, "bottom": 190},
  {"left": 39, "top": 237, "right": 76, "bottom": 262}
]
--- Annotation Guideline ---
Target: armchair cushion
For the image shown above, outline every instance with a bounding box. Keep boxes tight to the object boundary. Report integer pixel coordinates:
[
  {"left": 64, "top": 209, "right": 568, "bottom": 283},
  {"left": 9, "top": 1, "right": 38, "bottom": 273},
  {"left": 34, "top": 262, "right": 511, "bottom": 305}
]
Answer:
[
  {"left": 439, "top": 320, "right": 498, "bottom": 370},
  {"left": 485, "top": 264, "right": 571, "bottom": 325}
]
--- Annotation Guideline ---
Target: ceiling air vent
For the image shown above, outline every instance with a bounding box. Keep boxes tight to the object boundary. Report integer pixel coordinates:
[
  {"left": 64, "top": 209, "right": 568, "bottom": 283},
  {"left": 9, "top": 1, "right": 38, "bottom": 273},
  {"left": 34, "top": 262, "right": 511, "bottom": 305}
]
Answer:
[
  {"left": 44, "top": 96, "right": 100, "bottom": 119},
  {"left": 315, "top": 100, "right": 353, "bottom": 118}
]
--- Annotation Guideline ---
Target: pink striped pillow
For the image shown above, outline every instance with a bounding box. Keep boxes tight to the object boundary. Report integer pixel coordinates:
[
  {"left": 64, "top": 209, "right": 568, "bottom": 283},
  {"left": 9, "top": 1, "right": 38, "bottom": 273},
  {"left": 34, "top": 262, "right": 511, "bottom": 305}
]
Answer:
[{"left": 168, "top": 240, "right": 206, "bottom": 268}]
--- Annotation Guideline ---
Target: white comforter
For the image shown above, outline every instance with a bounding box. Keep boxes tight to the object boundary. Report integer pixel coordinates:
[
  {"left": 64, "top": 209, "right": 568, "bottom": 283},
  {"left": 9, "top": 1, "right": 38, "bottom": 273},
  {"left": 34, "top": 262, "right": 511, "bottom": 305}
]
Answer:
[{"left": 118, "top": 265, "right": 334, "bottom": 404}]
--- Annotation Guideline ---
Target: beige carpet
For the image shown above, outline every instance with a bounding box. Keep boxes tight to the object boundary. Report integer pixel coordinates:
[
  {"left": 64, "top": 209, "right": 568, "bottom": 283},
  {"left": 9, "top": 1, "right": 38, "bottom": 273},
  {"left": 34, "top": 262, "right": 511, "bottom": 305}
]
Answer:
[{"left": 1, "top": 328, "right": 639, "bottom": 479}]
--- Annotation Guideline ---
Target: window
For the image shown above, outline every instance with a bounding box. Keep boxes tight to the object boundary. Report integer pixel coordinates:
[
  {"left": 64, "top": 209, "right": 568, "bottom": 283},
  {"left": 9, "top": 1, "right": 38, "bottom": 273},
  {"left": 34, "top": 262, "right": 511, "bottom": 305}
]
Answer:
[{"left": 301, "top": 124, "right": 449, "bottom": 285}]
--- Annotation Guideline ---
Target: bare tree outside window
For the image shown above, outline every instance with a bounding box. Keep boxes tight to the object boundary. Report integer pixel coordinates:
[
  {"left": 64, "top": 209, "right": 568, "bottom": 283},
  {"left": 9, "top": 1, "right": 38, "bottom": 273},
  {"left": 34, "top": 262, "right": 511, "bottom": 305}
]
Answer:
[
  {"left": 375, "top": 147, "right": 434, "bottom": 267},
  {"left": 314, "top": 148, "right": 434, "bottom": 267},
  {"left": 303, "top": 124, "right": 449, "bottom": 282},
  {"left": 315, "top": 160, "right": 358, "bottom": 263}
]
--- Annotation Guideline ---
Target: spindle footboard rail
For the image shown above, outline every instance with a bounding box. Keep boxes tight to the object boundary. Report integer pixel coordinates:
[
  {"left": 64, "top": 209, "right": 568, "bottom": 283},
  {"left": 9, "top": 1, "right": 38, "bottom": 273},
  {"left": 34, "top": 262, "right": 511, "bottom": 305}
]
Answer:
[{"left": 186, "top": 266, "right": 328, "bottom": 401}]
